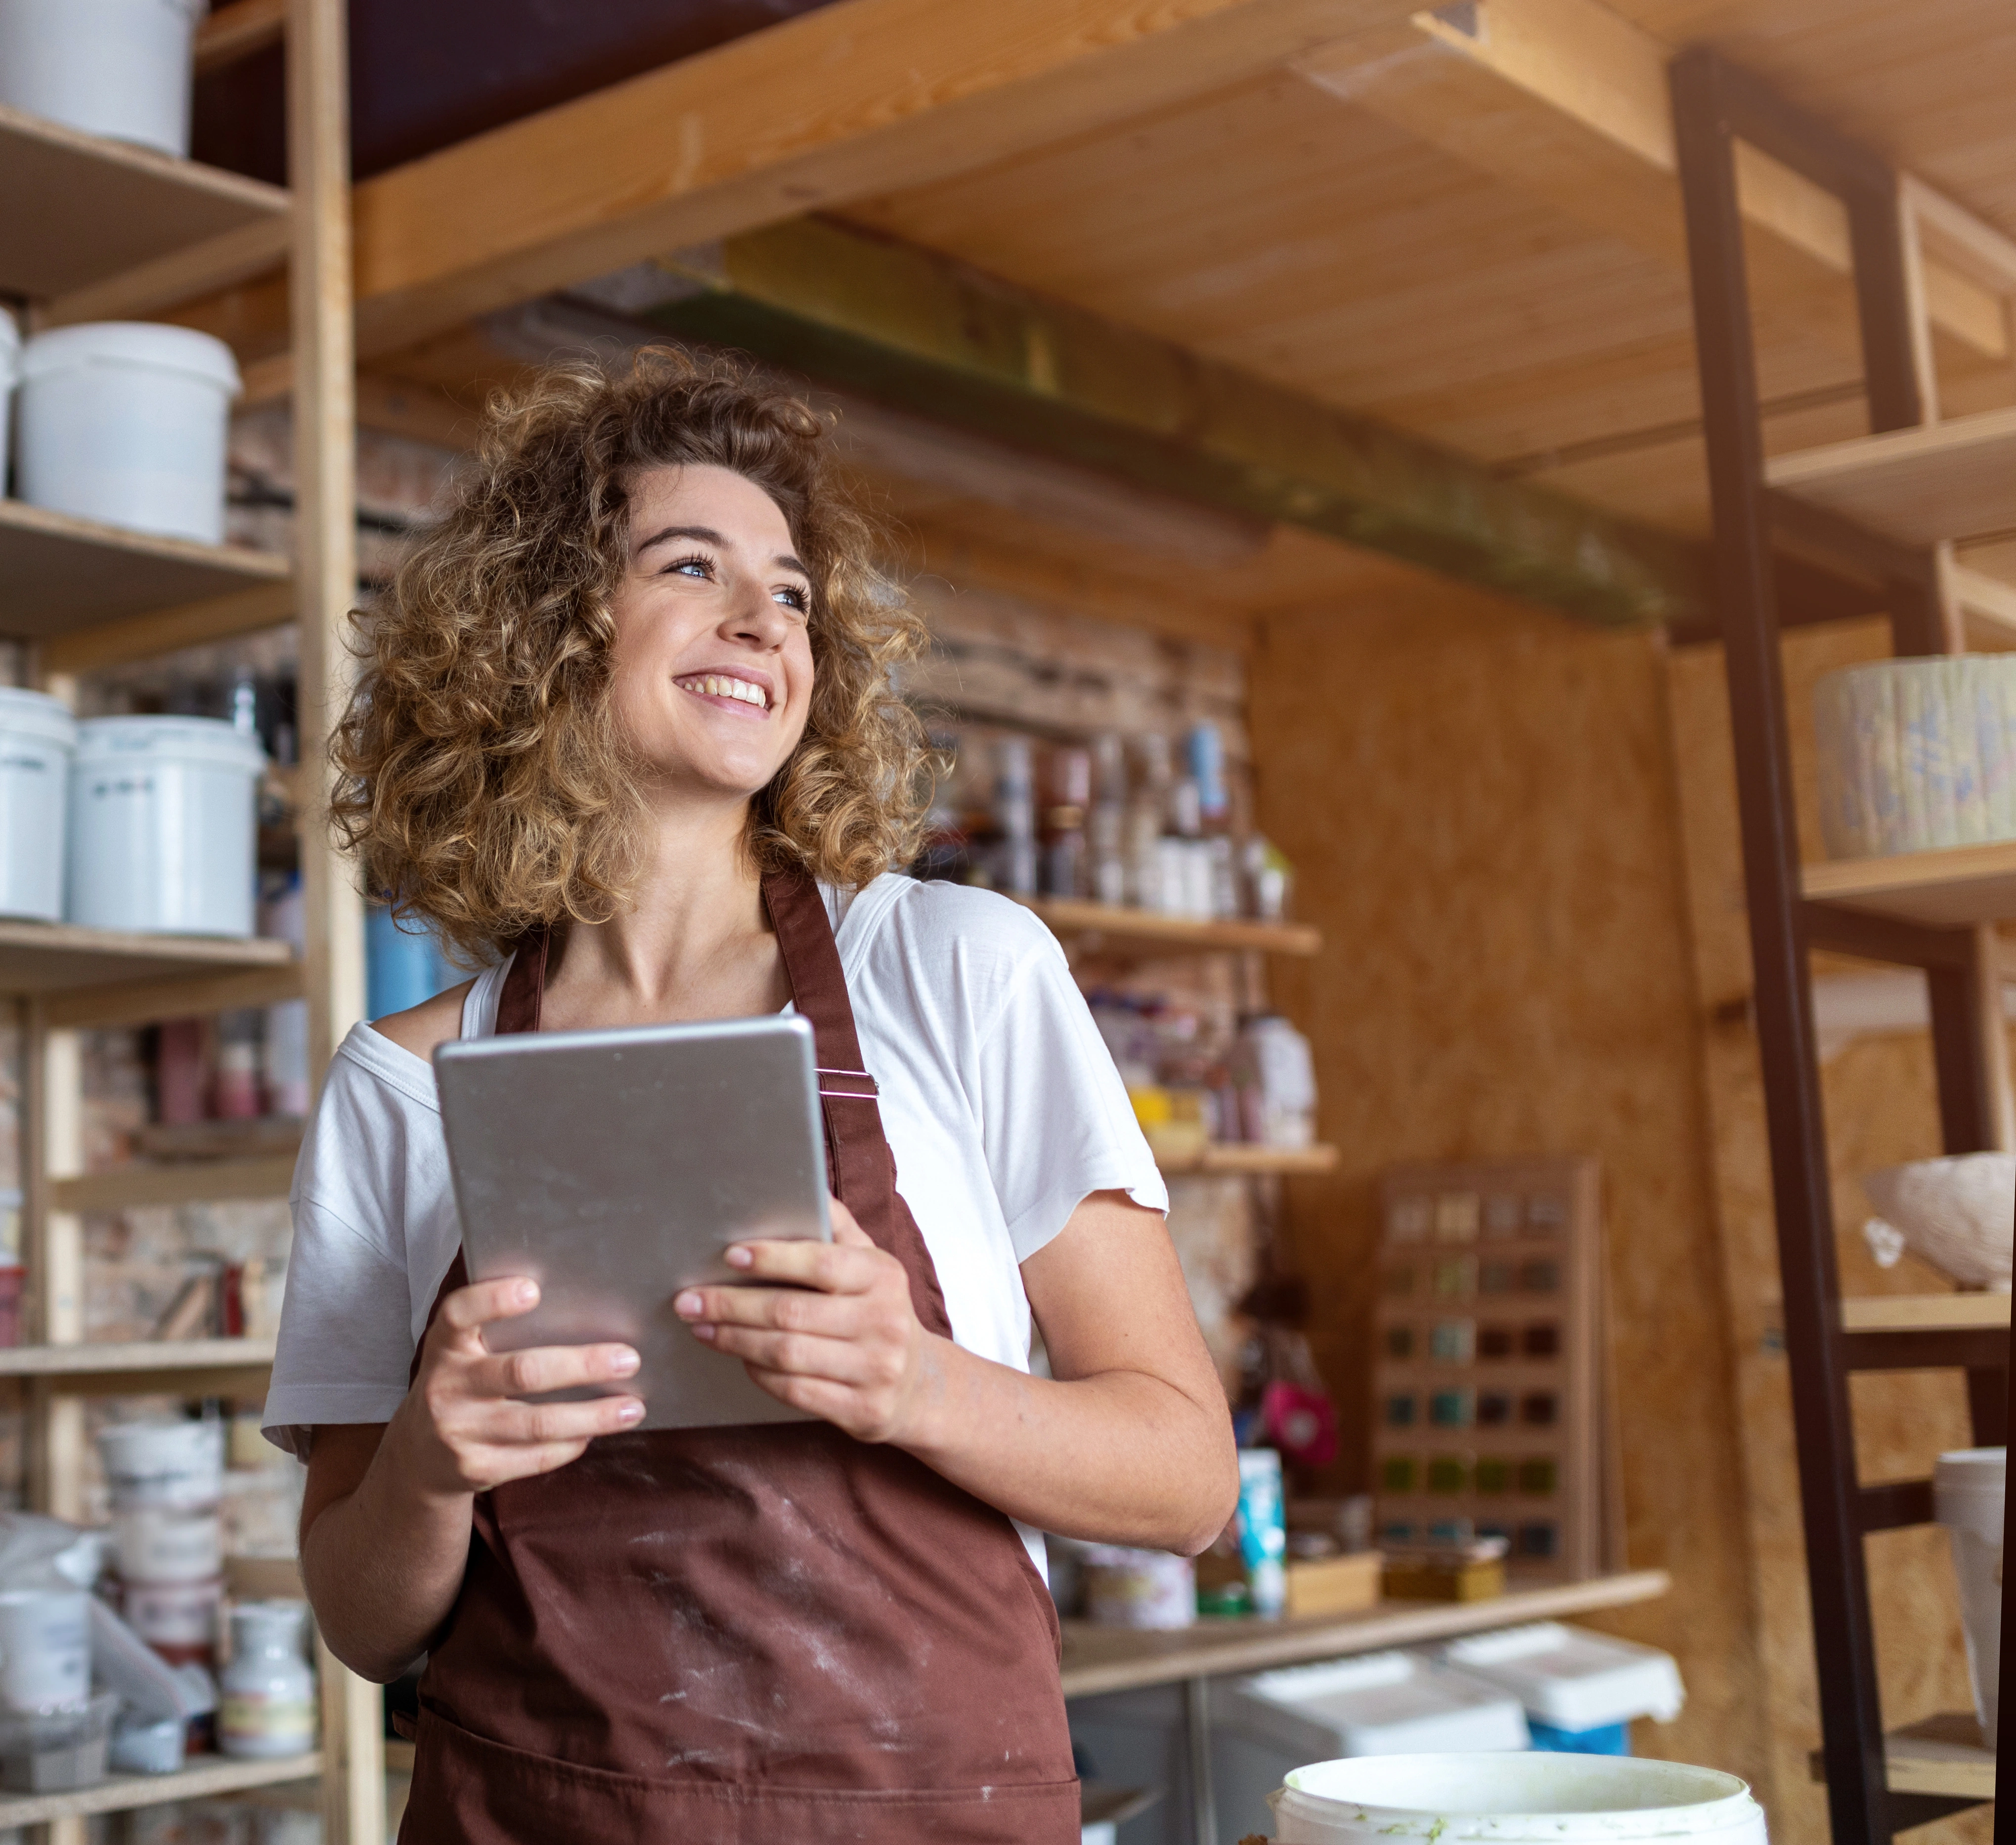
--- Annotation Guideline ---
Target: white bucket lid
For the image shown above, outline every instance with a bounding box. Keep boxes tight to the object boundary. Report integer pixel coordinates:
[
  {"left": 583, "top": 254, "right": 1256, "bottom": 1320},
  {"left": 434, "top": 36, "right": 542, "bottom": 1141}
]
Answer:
[
  {"left": 21, "top": 323, "right": 241, "bottom": 397},
  {"left": 75, "top": 716, "right": 265, "bottom": 774},
  {"left": 0, "top": 688, "right": 77, "bottom": 751}
]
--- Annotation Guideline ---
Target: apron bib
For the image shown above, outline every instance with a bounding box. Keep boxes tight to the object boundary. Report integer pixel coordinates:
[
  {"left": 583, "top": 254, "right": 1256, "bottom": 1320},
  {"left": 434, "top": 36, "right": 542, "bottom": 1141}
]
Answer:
[{"left": 397, "top": 870, "right": 1080, "bottom": 1843}]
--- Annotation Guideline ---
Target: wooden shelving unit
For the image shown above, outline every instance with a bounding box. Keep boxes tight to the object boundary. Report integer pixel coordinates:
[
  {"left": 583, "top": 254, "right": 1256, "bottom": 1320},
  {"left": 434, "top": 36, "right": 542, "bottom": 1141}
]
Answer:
[
  {"left": 0, "top": 5, "right": 376, "bottom": 1841},
  {"left": 1154, "top": 1143, "right": 1338, "bottom": 1177},
  {"left": 1016, "top": 895, "right": 1321, "bottom": 958},
  {"left": 1672, "top": 49, "right": 2013, "bottom": 1844}
]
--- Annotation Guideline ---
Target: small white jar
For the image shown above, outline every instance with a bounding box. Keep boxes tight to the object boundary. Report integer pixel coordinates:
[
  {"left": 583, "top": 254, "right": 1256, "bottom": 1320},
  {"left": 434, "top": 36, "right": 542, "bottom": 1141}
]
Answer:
[{"left": 219, "top": 1601, "right": 316, "bottom": 1759}]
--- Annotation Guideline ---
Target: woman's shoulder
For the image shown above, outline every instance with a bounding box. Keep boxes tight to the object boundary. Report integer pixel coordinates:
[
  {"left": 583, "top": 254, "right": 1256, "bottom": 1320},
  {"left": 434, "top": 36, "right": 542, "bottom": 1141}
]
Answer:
[{"left": 370, "top": 979, "right": 477, "bottom": 1062}]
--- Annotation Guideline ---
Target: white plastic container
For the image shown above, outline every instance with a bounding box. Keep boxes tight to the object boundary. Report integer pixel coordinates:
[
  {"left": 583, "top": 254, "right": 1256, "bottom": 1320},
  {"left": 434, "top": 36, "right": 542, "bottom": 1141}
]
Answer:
[
  {"left": 219, "top": 1602, "right": 316, "bottom": 1759},
  {"left": 0, "top": 690, "right": 76, "bottom": 923},
  {"left": 17, "top": 324, "right": 240, "bottom": 544},
  {"left": 98, "top": 1418, "right": 225, "bottom": 1512},
  {"left": 0, "top": 1591, "right": 90, "bottom": 1715},
  {"left": 0, "top": 312, "right": 18, "bottom": 485},
  {"left": 1269, "top": 1754, "right": 1766, "bottom": 1845},
  {"left": 114, "top": 1504, "right": 221, "bottom": 1586},
  {"left": 0, "top": 0, "right": 205, "bottom": 156},
  {"left": 1438, "top": 1624, "right": 1686, "bottom": 1732},
  {"left": 1228, "top": 1652, "right": 1530, "bottom": 1759},
  {"left": 119, "top": 1576, "right": 220, "bottom": 1667},
  {"left": 69, "top": 719, "right": 264, "bottom": 938},
  {"left": 1933, "top": 1446, "right": 2004, "bottom": 1741}
]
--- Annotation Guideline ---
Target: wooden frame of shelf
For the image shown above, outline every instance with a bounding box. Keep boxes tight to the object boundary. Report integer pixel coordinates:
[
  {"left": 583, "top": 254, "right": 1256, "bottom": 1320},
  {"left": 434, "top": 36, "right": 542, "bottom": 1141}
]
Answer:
[
  {"left": 0, "top": 923, "right": 293, "bottom": 999},
  {"left": 1803, "top": 841, "right": 2016, "bottom": 929},
  {"left": 1764, "top": 403, "right": 2016, "bottom": 548},
  {"left": 1155, "top": 1143, "right": 1338, "bottom": 1177},
  {"left": 1809, "top": 1714, "right": 1996, "bottom": 1802},
  {"left": 0, "top": 1753, "right": 322, "bottom": 1831},
  {"left": 1840, "top": 1295, "right": 2010, "bottom": 1333}
]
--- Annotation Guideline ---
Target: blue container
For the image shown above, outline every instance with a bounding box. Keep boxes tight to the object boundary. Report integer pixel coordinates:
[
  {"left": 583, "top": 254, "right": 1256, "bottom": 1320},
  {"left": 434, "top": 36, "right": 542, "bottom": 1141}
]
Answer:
[
  {"left": 366, "top": 905, "right": 456, "bottom": 1020},
  {"left": 1528, "top": 1719, "right": 1631, "bottom": 1756}
]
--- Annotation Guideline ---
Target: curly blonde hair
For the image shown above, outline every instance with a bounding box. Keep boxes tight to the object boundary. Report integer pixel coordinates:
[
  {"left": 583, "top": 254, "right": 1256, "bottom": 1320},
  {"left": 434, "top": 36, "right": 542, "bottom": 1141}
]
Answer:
[{"left": 330, "top": 347, "right": 931, "bottom": 962}]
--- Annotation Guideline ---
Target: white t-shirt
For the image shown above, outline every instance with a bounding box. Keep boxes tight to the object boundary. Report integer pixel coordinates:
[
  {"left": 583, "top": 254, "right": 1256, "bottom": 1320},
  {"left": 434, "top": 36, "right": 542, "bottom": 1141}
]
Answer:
[{"left": 264, "top": 874, "right": 1168, "bottom": 1575}]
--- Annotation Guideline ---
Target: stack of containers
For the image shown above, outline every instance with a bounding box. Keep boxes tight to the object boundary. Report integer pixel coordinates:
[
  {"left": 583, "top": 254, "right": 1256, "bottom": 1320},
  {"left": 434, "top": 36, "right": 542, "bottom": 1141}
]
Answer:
[
  {"left": 1435, "top": 1623, "right": 1686, "bottom": 1754},
  {"left": 99, "top": 1420, "right": 226, "bottom": 1670}
]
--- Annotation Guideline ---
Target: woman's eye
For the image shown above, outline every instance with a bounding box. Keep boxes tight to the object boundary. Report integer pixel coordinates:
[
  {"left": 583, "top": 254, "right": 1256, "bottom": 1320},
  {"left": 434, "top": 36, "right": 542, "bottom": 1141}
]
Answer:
[
  {"left": 665, "top": 553, "right": 713, "bottom": 580},
  {"left": 774, "top": 585, "right": 809, "bottom": 613}
]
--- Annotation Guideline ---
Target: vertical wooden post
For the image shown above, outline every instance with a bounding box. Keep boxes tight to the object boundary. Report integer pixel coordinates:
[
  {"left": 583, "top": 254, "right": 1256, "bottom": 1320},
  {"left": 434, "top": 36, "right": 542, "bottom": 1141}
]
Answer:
[
  {"left": 288, "top": 0, "right": 364, "bottom": 1095},
  {"left": 287, "top": 4, "right": 381, "bottom": 1842}
]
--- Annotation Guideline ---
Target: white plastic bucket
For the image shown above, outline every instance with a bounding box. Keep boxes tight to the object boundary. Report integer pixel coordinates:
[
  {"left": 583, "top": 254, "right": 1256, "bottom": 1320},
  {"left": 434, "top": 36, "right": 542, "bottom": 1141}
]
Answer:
[
  {"left": 1268, "top": 1755, "right": 1766, "bottom": 1845},
  {"left": 1933, "top": 1446, "right": 2003, "bottom": 1740},
  {"left": 0, "top": 689, "right": 75, "bottom": 923},
  {"left": 98, "top": 1418, "right": 225, "bottom": 1512},
  {"left": 69, "top": 719, "right": 264, "bottom": 938},
  {"left": 17, "top": 324, "right": 240, "bottom": 545},
  {"left": 114, "top": 1505, "right": 220, "bottom": 1586},
  {"left": 0, "top": 0, "right": 205, "bottom": 157}
]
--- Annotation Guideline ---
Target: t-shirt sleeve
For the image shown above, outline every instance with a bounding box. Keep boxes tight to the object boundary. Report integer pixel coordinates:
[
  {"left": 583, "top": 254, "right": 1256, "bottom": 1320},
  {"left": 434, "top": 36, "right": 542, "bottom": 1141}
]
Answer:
[
  {"left": 976, "top": 921, "right": 1168, "bottom": 1262},
  {"left": 262, "top": 1196, "right": 419, "bottom": 1456}
]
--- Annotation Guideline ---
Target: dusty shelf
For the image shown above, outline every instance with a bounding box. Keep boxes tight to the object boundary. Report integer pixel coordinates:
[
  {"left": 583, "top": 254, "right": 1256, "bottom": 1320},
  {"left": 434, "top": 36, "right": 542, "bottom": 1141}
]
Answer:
[
  {"left": 1059, "top": 1568, "right": 1670, "bottom": 1699},
  {"left": 1018, "top": 896, "right": 1321, "bottom": 957},
  {"left": 0, "top": 1750, "right": 319, "bottom": 1827},
  {"left": 1765, "top": 405, "right": 2016, "bottom": 547},
  {"left": 1155, "top": 1143, "right": 1340, "bottom": 1176},
  {"left": 0, "top": 102, "right": 289, "bottom": 300},
  {"left": 0, "top": 920, "right": 294, "bottom": 999},
  {"left": 1840, "top": 1295, "right": 2010, "bottom": 1333},
  {"left": 1803, "top": 841, "right": 2016, "bottom": 929},
  {"left": 0, "top": 499, "right": 291, "bottom": 639}
]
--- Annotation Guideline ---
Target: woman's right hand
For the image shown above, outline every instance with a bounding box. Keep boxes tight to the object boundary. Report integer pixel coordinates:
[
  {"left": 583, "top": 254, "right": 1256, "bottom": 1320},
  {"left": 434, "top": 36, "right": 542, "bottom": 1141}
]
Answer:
[{"left": 393, "top": 1278, "right": 644, "bottom": 1499}]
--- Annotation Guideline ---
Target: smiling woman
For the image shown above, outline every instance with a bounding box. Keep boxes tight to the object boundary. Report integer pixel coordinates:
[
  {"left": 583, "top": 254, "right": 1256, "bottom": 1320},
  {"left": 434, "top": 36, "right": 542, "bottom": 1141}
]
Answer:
[{"left": 271, "top": 347, "right": 1238, "bottom": 1845}]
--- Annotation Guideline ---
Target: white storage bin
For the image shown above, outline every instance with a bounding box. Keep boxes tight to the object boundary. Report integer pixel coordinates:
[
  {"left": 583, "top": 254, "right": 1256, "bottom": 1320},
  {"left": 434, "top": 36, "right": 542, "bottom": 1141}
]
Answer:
[
  {"left": 1438, "top": 1623, "right": 1685, "bottom": 1732},
  {"left": 1933, "top": 1446, "right": 2004, "bottom": 1740},
  {"left": 0, "top": 0, "right": 205, "bottom": 157},
  {"left": 0, "top": 689, "right": 75, "bottom": 923},
  {"left": 67, "top": 718, "right": 263, "bottom": 938},
  {"left": 17, "top": 324, "right": 240, "bottom": 545}
]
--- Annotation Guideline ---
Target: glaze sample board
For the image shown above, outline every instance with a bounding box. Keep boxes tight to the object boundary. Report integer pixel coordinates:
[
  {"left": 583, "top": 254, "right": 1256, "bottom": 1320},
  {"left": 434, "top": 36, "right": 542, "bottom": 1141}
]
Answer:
[{"left": 1372, "top": 1156, "right": 1609, "bottom": 1581}]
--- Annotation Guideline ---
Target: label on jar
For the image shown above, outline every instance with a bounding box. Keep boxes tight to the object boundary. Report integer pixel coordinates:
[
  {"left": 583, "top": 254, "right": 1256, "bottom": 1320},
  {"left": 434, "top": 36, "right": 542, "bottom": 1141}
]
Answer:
[{"left": 220, "top": 1691, "right": 316, "bottom": 1749}]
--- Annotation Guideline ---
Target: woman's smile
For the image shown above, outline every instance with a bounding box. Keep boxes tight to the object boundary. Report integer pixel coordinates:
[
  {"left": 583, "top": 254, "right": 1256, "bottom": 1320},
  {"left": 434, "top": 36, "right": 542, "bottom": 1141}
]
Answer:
[{"left": 673, "top": 669, "right": 774, "bottom": 715}]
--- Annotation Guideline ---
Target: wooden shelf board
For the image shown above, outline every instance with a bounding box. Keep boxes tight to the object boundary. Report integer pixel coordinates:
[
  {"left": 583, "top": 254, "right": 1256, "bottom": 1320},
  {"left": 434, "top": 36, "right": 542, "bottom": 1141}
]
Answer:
[
  {"left": 1156, "top": 1143, "right": 1340, "bottom": 1176},
  {"left": 1810, "top": 1712, "right": 1994, "bottom": 1801},
  {"left": 0, "top": 102, "right": 288, "bottom": 300},
  {"left": 1765, "top": 406, "right": 2016, "bottom": 548},
  {"left": 1058, "top": 1568, "right": 1670, "bottom": 1700},
  {"left": 1804, "top": 841, "right": 2016, "bottom": 928},
  {"left": 1018, "top": 896, "right": 1321, "bottom": 957},
  {"left": 0, "top": 500, "right": 291, "bottom": 640},
  {"left": 54, "top": 1157, "right": 295, "bottom": 1216},
  {"left": 1841, "top": 1294, "right": 2011, "bottom": 1332},
  {"left": 0, "top": 920, "right": 293, "bottom": 997},
  {"left": 0, "top": 1749, "right": 319, "bottom": 1827},
  {"left": 0, "top": 1339, "right": 274, "bottom": 1400}
]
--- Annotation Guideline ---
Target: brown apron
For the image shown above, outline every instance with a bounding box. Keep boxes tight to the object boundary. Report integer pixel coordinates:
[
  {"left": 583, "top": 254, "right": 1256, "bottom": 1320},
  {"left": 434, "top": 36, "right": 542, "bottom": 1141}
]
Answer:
[{"left": 397, "top": 870, "right": 1080, "bottom": 1843}]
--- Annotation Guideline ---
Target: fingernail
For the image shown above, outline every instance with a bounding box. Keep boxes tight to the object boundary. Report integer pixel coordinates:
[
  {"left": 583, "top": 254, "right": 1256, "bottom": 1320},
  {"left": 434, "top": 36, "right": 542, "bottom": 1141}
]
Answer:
[
  {"left": 610, "top": 1348, "right": 640, "bottom": 1376},
  {"left": 725, "top": 1246, "right": 752, "bottom": 1269},
  {"left": 692, "top": 1323, "right": 716, "bottom": 1342},
  {"left": 516, "top": 1280, "right": 539, "bottom": 1305},
  {"left": 616, "top": 1399, "right": 644, "bottom": 1424},
  {"left": 673, "top": 1291, "right": 702, "bottom": 1319}
]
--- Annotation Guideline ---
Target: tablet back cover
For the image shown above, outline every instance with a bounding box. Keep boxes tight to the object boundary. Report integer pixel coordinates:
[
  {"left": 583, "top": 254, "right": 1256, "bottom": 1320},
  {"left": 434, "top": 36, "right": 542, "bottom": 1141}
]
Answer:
[{"left": 436, "top": 1014, "right": 830, "bottom": 1432}]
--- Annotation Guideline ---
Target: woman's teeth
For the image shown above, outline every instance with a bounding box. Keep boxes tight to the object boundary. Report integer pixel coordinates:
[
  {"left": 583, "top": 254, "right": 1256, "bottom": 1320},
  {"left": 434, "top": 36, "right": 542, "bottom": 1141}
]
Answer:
[{"left": 676, "top": 674, "right": 770, "bottom": 710}]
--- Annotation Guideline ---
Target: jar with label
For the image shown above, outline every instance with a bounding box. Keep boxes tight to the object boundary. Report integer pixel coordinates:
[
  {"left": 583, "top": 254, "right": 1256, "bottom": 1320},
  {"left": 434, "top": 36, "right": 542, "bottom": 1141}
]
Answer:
[{"left": 219, "top": 1601, "right": 316, "bottom": 1759}]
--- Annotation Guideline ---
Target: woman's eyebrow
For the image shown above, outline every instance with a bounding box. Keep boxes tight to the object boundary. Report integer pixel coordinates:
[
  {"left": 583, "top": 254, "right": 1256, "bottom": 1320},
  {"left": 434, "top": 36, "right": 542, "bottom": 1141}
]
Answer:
[{"left": 635, "top": 525, "right": 810, "bottom": 579}]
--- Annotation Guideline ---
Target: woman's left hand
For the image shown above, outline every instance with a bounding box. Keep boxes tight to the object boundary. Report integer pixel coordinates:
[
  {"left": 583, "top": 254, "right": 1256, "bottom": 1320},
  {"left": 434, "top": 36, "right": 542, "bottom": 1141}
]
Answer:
[{"left": 673, "top": 1199, "right": 935, "bottom": 1444}]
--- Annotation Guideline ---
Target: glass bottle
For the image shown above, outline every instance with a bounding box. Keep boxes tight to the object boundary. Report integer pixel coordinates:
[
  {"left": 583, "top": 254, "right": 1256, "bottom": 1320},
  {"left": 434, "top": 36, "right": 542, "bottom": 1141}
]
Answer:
[{"left": 219, "top": 1601, "right": 316, "bottom": 1759}]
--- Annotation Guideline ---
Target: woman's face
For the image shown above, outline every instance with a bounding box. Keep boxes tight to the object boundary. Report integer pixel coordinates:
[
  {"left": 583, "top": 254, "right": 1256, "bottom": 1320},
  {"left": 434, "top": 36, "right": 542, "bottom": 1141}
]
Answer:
[{"left": 607, "top": 464, "right": 815, "bottom": 802}]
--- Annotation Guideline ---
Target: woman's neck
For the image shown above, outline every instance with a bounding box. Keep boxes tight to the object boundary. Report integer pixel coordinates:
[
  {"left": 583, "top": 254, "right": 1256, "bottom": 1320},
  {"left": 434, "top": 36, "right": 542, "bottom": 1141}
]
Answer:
[{"left": 539, "top": 787, "right": 789, "bottom": 1028}]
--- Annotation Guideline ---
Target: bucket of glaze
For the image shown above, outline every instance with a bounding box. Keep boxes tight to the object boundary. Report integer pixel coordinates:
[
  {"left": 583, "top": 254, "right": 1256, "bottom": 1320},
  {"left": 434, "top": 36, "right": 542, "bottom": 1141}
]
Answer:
[
  {"left": 1267, "top": 1754, "right": 1766, "bottom": 1845},
  {"left": 1933, "top": 1446, "right": 2004, "bottom": 1741},
  {"left": 0, "top": 689, "right": 75, "bottom": 923},
  {"left": 68, "top": 718, "right": 263, "bottom": 938},
  {"left": 0, "top": 0, "right": 205, "bottom": 156},
  {"left": 98, "top": 1418, "right": 225, "bottom": 1512},
  {"left": 17, "top": 323, "right": 240, "bottom": 544}
]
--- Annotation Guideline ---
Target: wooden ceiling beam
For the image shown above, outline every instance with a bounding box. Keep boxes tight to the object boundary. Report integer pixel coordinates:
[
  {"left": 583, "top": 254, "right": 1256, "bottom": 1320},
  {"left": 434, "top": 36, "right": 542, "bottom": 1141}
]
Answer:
[
  {"left": 1298, "top": 0, "right": 2008, "bottom": 369},
  {"left": 622, "top": 216, "right": 1710, "bottom": 629},
  {"left": 336, "top": 0, "right": 1418, "bottom": 364}
]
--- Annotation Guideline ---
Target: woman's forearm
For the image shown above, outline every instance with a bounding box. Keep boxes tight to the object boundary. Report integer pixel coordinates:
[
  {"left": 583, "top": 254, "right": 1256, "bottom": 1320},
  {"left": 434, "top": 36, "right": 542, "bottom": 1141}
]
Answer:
[
  {"left": 301, "top": 1411, "right": 477, "bottom": 1683},
  {"left": 896, "top": 1334, "right": 1235, "bottom": 1554}
]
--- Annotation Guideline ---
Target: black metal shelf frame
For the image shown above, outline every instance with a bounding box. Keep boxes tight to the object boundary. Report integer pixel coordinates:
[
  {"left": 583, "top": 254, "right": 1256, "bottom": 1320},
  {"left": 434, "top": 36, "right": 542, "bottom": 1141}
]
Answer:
[{"left": 1668, "top": 47, "right": 2010, "bottom": 1845}]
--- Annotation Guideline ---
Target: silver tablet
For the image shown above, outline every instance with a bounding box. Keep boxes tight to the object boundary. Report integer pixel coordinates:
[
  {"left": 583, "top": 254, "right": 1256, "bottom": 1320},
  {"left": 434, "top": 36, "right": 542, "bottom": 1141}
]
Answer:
[{"left": 435, "top": 1014, "right": 832, "bottom": 1432}]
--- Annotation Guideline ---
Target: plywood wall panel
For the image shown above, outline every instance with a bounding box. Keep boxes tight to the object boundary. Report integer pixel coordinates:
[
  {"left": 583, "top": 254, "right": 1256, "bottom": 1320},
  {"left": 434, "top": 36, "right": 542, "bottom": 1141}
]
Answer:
[{"left": 1250, "top": 581, "right": 1768, "bottom": 1795}]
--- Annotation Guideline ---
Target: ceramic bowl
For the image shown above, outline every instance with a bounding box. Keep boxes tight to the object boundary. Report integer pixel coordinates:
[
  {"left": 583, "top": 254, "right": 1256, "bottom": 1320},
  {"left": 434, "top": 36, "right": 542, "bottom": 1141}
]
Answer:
[{"left": 1861, "top": 1154, "right": 2015, "bottom": 1291}]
